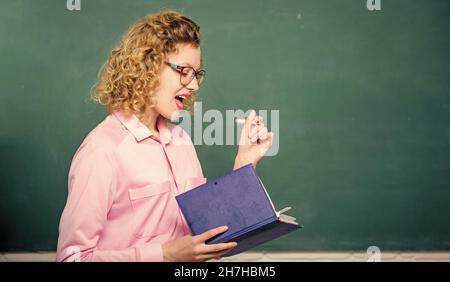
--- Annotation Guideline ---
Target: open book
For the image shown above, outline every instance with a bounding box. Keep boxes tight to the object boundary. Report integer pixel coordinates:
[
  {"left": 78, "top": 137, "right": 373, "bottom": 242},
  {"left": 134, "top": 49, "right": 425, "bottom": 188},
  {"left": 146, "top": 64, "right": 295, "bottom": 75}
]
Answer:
[{"left": 175, "top": 164, "right": 302, "bottom": 256}]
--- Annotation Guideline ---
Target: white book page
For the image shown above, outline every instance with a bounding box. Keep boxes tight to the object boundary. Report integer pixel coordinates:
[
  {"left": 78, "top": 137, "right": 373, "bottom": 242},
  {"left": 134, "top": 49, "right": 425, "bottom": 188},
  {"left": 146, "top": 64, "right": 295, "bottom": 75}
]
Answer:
[
  {"left": 258, "top": 177, "right": 298, "bottom": 225},
  {"left": 258, "top": 177, "right": 277, "bottom": 213},
  {"left": 279, "top": 214, "right": 299, "bottom": 225}
]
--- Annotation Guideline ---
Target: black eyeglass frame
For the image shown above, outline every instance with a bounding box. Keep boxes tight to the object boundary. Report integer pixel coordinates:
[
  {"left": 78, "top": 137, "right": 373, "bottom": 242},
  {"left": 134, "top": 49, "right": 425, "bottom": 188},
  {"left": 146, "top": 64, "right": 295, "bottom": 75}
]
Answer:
[{"left": 166, "top": 62, "right": 206, "bottom": 86}]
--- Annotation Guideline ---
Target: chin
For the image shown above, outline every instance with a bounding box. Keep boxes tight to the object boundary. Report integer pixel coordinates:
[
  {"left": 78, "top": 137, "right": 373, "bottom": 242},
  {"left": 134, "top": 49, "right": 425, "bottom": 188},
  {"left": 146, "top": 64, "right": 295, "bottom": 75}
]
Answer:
[{"left": 163, "top": 109, "right": 182, "bottom": 122}]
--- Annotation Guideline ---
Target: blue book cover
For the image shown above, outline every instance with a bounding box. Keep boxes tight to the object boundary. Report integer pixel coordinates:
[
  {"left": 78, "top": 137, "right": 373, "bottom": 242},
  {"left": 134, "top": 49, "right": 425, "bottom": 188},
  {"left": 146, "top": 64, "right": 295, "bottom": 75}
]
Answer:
[{"left": 175, "top": 164, "right": 302, "bottom": 256}]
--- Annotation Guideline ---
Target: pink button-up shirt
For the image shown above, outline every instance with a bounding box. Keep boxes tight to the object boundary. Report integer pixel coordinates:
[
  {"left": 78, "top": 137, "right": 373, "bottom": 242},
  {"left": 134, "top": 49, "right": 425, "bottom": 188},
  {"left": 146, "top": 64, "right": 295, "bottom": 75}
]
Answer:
[{"left": 56, "top": 111, "right": 207, "bottom": 262}]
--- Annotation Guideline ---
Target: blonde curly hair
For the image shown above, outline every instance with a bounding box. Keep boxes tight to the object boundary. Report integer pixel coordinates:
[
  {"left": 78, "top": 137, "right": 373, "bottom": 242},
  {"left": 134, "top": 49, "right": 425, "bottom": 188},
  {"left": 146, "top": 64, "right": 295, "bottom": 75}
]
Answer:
[{"left": 93, "top": 10, "right": 201, "bottom": 117}]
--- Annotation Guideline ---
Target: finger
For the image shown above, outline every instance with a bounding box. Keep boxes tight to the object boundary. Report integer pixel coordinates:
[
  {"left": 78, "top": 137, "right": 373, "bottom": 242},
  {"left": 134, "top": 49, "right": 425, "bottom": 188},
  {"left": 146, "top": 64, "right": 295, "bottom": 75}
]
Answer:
[
  {"left": 256, "top": 116, "right": 263, "bottom": 123},
  {"left": 249, "top": 125, "right": 258, "bottom": 139},
  {"left": 245, "top": 110, "right": 257, "bottom": 133},
  {"left": 249, "top": 125, "right": 261, "bottom": 140},
  {"left": 254, "top": 117, "right": 264, "bottom": 127},
  {"left": 258, "top": 132, "right": 274, "bottom": 157},
  {"left": 260, "top": 132, "right": 273, "bottom": 145},
  {"left": 239, "top": 111, "right": 257, "bottom": 146},
  {"left": 249, "top": 124, "right": 264, "bottom": 139},
  {"left": 201, "top": 241, "right": 237, "bottom": 254},
  {"left": 253, "top": 116, "right": 263, "bottom": 125},
  {"left": 195, "top": 225, "right": 229, "bottom": 243},
  {"left": 196, "top": 244, "right": 238, "bottom": 261},
  {"left": 251, "top": 126, "right": 267, "bottom": 143},
  {"left": 257, "top": 128, "right": 269, "bottom": 141}
]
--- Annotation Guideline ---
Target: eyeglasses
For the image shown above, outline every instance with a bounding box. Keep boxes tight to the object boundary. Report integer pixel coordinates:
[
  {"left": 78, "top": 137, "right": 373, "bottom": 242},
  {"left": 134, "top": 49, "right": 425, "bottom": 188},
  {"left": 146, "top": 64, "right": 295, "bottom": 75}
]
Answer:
[{"left": 166, "top": 62, "right": 206, "bottom": 86}]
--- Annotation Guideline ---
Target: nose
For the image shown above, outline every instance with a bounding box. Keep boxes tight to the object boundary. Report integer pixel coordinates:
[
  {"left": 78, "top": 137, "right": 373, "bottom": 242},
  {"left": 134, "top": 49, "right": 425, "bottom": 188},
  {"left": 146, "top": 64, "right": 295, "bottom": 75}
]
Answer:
[{"left": 186, "top": 76, "right": 199, "bottom": 92}]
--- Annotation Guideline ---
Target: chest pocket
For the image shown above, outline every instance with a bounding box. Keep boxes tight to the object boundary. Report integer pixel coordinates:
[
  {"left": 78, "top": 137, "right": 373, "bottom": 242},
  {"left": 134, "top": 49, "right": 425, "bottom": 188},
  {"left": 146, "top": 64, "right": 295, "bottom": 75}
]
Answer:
[{"left": 128, "top": 181, "right": 178, "bottom": 239}]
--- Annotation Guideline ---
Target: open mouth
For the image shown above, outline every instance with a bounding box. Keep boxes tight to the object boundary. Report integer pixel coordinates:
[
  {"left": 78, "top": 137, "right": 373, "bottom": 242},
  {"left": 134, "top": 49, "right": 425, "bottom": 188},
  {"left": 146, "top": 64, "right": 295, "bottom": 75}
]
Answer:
[
  {"left": 175, "top": 94, "right": 189, "bottom": 110},
  {"left": 175, "top": 95, "right": 186, "bottom": 103}
]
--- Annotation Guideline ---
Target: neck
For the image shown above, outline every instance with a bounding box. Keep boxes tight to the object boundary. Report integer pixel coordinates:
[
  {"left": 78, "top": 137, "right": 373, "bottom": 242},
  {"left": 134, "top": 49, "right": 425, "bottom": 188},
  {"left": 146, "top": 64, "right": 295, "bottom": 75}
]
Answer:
[{"left": 140, "top": 108, "right": 160, "bottom": 134}]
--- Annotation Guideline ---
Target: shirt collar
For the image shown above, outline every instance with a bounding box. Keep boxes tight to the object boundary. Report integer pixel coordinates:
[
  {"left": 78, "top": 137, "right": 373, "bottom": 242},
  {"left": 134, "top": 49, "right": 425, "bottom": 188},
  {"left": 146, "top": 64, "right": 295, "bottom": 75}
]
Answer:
[{"left": 113, "top": 111, "right": 173, "bottom": 144}]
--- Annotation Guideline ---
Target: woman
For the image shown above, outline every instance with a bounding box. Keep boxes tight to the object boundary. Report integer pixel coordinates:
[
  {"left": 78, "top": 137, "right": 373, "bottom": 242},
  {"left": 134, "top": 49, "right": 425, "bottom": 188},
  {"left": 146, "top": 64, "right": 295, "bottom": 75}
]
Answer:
[{"left": 56, "top": 10, "right": 273, "bottom": 262}]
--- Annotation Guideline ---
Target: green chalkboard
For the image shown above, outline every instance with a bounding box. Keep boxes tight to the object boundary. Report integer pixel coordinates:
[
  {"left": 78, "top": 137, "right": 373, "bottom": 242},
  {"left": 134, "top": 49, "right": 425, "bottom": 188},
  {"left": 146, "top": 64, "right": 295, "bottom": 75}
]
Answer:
[{"left": 1, "top": 0, "right": 449, "bottom": 252}]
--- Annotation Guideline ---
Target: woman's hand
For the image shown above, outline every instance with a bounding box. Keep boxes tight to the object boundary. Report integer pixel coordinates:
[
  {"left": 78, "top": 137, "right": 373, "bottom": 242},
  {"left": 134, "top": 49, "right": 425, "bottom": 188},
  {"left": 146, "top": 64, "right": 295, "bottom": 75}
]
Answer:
[
  {"left": 162, "top": 226, "right": 237, "bottom": 262},
  {"left": 234, "top": 110, "right": 274, "bottom": 169}
]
